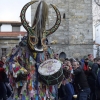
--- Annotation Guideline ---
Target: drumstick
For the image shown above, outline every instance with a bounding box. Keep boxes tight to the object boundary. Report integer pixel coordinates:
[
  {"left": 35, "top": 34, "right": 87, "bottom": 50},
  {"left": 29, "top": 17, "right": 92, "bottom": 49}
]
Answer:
[{"left": 58, "top": 82, "right": 62, "bottom": 88}]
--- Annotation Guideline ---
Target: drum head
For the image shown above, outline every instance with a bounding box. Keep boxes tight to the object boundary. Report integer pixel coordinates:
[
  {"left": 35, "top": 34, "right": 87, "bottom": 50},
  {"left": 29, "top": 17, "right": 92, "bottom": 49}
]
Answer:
[
  {"left": 38, "top": 59, "right": 61, "bottom": 76},
  {"left": 38, "top": 59, "right": 63, "bottom": 85}
]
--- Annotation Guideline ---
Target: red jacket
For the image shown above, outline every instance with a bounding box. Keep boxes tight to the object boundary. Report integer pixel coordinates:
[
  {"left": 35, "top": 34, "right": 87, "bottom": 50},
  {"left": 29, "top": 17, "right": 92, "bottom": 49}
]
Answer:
[
  {"left": 0, "top": 67, "right": 5, "bottom": 82},
  {"left": 0, "top": 67, "right": 4, "bottom": 72}
]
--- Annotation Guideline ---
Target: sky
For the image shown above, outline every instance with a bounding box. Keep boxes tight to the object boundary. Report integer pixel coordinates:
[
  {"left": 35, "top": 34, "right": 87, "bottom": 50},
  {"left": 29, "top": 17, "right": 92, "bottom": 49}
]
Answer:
[
  {"left": 0, "top": 0, "right": 96, "bottom": 39},
  {"left": 0, "top": 0, "right": 31, "bottom": 21},
  {"left": 0, "top": 0, "right": 31, "bottom": 31}
]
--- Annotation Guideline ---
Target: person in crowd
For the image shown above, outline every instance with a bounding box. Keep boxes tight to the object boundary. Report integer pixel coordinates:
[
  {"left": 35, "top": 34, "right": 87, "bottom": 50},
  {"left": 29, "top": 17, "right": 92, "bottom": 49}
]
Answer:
[
  {"left": 94, "top": 58, "right": 98, "bottom": 63},
  {"left": 72, "top": 61, "right": 90, "bottom": 100},
  {"left": 0, "top": 59, "right": 7, "bottom": 100},
  {"left": 54, "top": 53, "right": 59, "bottom": 60},
  {"left": 83, "top": 57, "right": 90, "bottom": 76},
  {"left": 88, "top": 54, "right": 94, "bottom": 69},
  {"left": 58, "top": 66, "right": 70, "bottom": 100},
  {"left": 59, "top": 59, "right": 75, "bottom": 100},
  {"left": 1, "top": 56, "right": 9, "bottom": 75},
  {"left": 80, "top": 58, "right": 85, "bottom": 69},
  {"left": 91, "top": 57, "right": 100, "bottom": 100},
  {"left": 1, "top": 56, "right": 6, "bottom": 63},
  {"left": 0, "top": 56, "right": 12, "bottom": 100},
  {"left": 69, "top": 58, "right": 76, "bottom": 65},
  {"left": 58, "top": 66, "right": 74, "bottom": 100},
  {"left": 76, "top": 58, "right": 84, "bottom": 69},
  {"left": 92, "top": 57, "right": 100, "bottom": 79}
]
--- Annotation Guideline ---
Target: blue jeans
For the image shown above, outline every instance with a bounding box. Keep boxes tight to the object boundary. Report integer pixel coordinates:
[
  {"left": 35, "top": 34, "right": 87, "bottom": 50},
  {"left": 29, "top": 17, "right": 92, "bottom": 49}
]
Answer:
[
  {"left": 0, "top": 82, "right": 7, "bottom": 100},
  {"left": 78, "top": 88, "right": 91, "bottom": 100}
]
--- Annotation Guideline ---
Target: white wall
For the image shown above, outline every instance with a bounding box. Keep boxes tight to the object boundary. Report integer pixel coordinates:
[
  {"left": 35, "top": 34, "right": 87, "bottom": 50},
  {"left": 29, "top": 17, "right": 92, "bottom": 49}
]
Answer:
[
  {"left": 1, "top": 24, "right": 12, "bottom": 32},
  {"left": 95, "top": 24, "right": 100, "bottom": 43},
  {"left": 94, "top": 23, "right": 100, "bottom": 57}
]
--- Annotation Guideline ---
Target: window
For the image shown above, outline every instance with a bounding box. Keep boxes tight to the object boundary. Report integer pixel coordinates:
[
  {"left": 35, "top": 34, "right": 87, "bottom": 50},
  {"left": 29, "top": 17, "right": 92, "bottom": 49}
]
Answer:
[{"left": 1, "top": 48, "right": 7, "bottom": 56}]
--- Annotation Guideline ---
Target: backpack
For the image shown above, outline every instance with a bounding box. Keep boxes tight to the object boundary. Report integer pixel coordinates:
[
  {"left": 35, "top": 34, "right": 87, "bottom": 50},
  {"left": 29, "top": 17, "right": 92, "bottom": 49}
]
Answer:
[{"left": 96, "top": 68, "right": 100, "bottom": 89}]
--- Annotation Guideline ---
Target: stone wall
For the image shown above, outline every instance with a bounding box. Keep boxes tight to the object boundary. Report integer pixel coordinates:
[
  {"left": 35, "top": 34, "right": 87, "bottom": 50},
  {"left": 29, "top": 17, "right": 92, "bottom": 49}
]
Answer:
[
  {"left": 31, "top": 0, "right": 93, "bottom": 58},
  {"left": 0, "top": 40, "right": 18, "bottom": 57}
]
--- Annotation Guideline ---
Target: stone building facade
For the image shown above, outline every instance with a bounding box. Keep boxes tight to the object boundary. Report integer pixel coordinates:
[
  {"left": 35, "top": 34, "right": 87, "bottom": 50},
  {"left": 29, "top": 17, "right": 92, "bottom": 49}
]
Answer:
[
  {"left": 31, "top": 0, "right": 93, "bottom": 58},
  {"left": 0, "top": 21, "right": 26, "bottom": 57}
]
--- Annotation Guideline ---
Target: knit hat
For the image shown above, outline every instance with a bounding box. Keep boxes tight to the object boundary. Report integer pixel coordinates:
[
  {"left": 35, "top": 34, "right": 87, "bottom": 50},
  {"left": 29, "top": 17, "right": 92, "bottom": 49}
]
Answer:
[{"left": 84, "top": 56, "right": 88, "bottom": 60}]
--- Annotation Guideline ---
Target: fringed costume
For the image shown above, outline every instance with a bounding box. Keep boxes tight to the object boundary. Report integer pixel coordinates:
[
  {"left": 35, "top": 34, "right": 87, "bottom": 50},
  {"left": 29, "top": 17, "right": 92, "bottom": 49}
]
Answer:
[{"left": 5, "top": 0, "right": 63, "bottom": 100}]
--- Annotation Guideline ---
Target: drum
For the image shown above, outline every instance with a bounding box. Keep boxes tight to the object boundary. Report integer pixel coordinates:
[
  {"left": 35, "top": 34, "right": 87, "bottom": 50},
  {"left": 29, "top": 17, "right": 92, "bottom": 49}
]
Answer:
[{"left": 38, "top": 59, "right": 63, "bottom": 85}]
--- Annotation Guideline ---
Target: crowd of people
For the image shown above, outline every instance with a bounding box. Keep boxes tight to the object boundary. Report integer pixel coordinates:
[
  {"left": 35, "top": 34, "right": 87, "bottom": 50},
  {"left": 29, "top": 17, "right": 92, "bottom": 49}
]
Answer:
[
  {"left": 57, "top": 53, "right": 100, "bottom": 100},
  {"left": 0, "top": 56, "right": 13, "bottom": 100},
  {"left": 0, "top": 52, "right": 100, "bottom": 100}
]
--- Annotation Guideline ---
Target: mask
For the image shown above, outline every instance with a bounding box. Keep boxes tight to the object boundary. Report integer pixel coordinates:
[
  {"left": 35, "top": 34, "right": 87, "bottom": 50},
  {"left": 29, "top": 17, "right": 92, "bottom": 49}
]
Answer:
[{"left": 20, "top": 1, "right": 61, "bottom": 52}]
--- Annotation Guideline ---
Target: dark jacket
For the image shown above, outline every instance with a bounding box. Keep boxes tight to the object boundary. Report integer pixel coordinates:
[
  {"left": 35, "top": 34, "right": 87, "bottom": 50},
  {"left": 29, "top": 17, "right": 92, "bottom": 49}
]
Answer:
[
  {"left": 73, "top": 67, "right": 89, "bottom": 89},
  {"left": 92, "top": 63, "right": 98, "bottom": 80}
]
